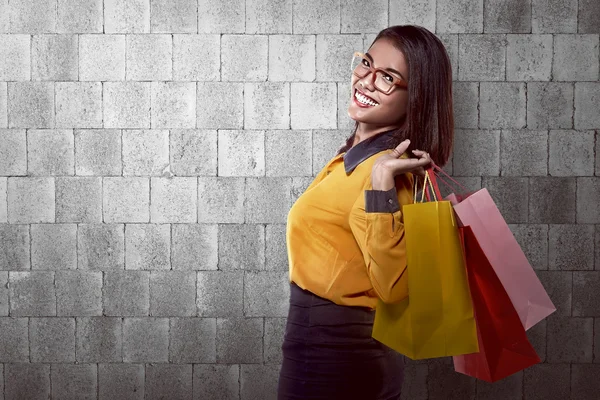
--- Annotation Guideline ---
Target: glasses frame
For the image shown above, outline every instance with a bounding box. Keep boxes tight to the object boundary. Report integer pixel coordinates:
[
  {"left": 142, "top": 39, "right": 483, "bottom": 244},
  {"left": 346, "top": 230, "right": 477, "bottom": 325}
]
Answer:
[{"left": 351, "top": 51, "right": 408, "bottom": 94}]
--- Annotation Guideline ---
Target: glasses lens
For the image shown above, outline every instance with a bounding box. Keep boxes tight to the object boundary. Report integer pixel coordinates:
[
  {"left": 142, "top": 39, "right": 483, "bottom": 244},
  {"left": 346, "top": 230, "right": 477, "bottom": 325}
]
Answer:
[
  {"left": 374, "top": 71, "right": 396, "bottom": 93},
  {"left": 351, "top": 55, "right": 369, "bottom": 77}
]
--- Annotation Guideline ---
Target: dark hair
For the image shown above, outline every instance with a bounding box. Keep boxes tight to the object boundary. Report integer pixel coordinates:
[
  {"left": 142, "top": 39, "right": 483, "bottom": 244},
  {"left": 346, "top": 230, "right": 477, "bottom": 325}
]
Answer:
[{"left": 336, "top": 25, "right": 454, "bottom": 167}]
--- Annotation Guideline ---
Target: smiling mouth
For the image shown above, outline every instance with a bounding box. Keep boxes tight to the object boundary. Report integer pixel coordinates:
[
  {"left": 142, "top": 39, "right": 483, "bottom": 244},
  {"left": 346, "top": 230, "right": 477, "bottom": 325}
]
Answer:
[{"left": 354, "top": 89, "right": 379, "bottom": 107}]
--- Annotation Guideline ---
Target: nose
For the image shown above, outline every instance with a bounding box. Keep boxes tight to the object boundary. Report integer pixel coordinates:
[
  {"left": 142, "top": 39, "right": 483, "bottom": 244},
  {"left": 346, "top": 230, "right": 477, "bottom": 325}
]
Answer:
[{"left": 357, "top": 71, "right": 376, "bottom": 92}]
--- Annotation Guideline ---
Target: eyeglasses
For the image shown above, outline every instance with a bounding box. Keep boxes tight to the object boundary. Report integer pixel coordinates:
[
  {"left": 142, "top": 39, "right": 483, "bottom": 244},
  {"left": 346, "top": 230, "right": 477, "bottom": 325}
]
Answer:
[{"left": 350, "top": 52, "right": 408, "bottom": 94}]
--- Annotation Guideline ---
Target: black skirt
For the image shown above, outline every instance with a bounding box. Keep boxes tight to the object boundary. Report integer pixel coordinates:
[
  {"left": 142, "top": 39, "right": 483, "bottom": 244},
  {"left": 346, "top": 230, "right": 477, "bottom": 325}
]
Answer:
[{"left": 277, "top": 282, "right": 404, "bottom": 400}]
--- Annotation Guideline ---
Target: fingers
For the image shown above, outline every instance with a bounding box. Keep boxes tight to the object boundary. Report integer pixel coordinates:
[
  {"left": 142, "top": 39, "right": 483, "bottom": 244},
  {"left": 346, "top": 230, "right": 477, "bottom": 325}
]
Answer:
[
  {"left": 412, "top": 167, "right": 426, "bottom": 177},
  {"left": 392, "top": 139, "right": 411, "bottom": 158},
  {"left": 412, "top": 149, "right": 432, "bottom": 165}
]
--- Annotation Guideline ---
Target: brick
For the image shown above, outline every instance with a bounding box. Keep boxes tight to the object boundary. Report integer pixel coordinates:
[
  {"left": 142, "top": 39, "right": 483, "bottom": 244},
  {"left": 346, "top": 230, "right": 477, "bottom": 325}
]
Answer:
[
  {"left": 9, "top": 0, "right": 55, "bottom": 33},
  {"left": 0, "top": 82, "right": 6, "bottom": 127},
  {"left": 57, "top": 0, "right": 102, "bottom": 33},
  {"left": 218, "top": 130, "right": 266, "bottom": 176},
  {"left": 30, "top": 317, "right": 75, "bottom": 362},
  {"left": 452, "top": 82, "right": 478, "bottom": 129},
  {"left": 575, "top": 82, "right": 600, "bottom": 129},
  {"left": 125, "top": 224, "right": 170, "bottom": 270},
  {"left": 476, "top": 372, "right": 523, "bottom": 400},
  {"left": 246, "top": 0, "right": 292, "bottom": 34},
  {"left": 549, "top": 130, "right": 595, "bottom": 176},
  {"left": 103, "top": 271, "right": 149, "bottom": 315},
  {"left": 0, "top": 317, "right": 28, "bottom": 362},
  {"left": 216, "top": 317, "right": 263, "bottom": 363},
  {"left": 312, "top": 129, "right": 352, "bottom": 173},
  {"left": 149, "top": 271, "right": 196, "bottom": 316},
  {"left": 452, "top": 130, "right": 500, "bottom": 176},
  {"left": 506, "top": 34, "right": 552, "bottom": 81},
  {"left": 554, "top": 34, "right": 600, "bottom": 81},
  {"left": 193, "top": 365, "right": 239, "bottom": 400},
  {"left": 341, "top": 0, "right": 387, "bottom": 33},
  {"left": 170, "top": 318, "right": 216, "bottom": 363},
  {"left": 78, "top": 224, "right": 125, "bottom": 270},
  {"left": 291, "top": 176, "right": 315, "bottom": 202},
  {"left": 244, "top": 271, "right": 289, "bottom": 317},
  {"left": 437, "top": 34, "right": 459, "bottom": 80},
  {"left": 76, "top": 317, "right": 122, "bottom": 362},
  {"left": 126, "top": 34, "right": 172, "bottom": 80},
  {"left": 0, "top": 129, "right": 26, "bottom": 175},
  {"left": 269, "top": 35, "right": 315, "bottom": 81},
  {"left": 197, "top": 271, "right": 243, "bottom": 317},
  {"left": 484, "top": 0, "right": 531, "bottom": 33},
  {"left": 264, "top": 317, "right": 286, "bottom": 363},
  {"left": 198, "top": 0, "right": 244, "bottom": 33},
  {"left": 122, "top": 129, "right": 169, "bottom": 175},
  {"left": 400, "top": 362, "right": 428, "bottom": 400},
  {"left": 536, "top": 271, "right": 571, "bottom": 316},
  {"left": 573, "top": 271, "right": 600, "bottom": 316},
  {"left": 527, "top": 318, "right": 546, "bottom": 362},
  {"left": 103, "top": 177, "right": 149, "bottom": 223},
  {"left": 240, "top": 364, "right": 280, "bottom": 400},
  {"left": 219, "top": 224, "right": 265, "bottom": 270},
  {"left": 4, "top": 364, "right": 50, "bottom": 400},
  {"left": 99, "top": 364, "right": 144, "bottom": 400},
  {"left": 221, "top": 35, "right": 268, "bottom": 81},
  {"left": 316, "top": 34, "right": 362, "bottom": 82},
  {"left": 172, "top": 224, "right": 218, "bottom": 271},
  {"left": 103, "top": 82, "right": 151, "bottom": 128},
  {"left": 508, "top": 224, "right": 548, "bottom": 270},
  {"left": 104, "top": 0, "right": 150, "bottom": 33},
  {"left": 480, "top": 82, "right": 526, "bottom": 129},
  {"left": 8, "top": 82, "right": 54, "bottom": 128},
  {"left": 150, "top": 177, "right": 197, "bottom": 223},
  {"left": 151, "top": 82, "right": 196, "bottom": 129},
  {"left": 265, "top": 130, "right": 312, "bottom": 176},
  {"left": 150, "top": 0, "right": 196, "bottom": 32},
  {"left": 0, "top": 35, "right": 30, "bottom": 80},
  {"left": 291, "top": 82, "right": 337, "bottom": 129},
  {"left": 0, "top": 225, "right": 29, "bottom": 270},
  {"left": 0, "top": 272, "right": 7, "bottom": 314},
  {"left": 578, "top": 178, "right": 600, "bottom": 224},
  {"left": 0, "top": 0, "right": 6, "bottom": 32},
  {"left": 123, "top": 317, "right": 169, "bottom": 362},
  {"left": 500, "top": 130, "right": 548, "bottom": 176},
  {"left": 56, "top": 271, "right": 102, "bottom": 316},
  {"left": 51, "top": 364, "right": 97, "bottom": 400},
  {"left": 31, "top": 224, "right": 77, "bottom": 270},
  {"left": 427, "top": 363, "right": 476, "bottom": 399},
  {"left": 197, "top": 82, "right": 244, "bottom": 129},
  {"left": 524, "top": 364, "right": 570, "bottom": 400},
  {"left": 56, "top": 82, "right": 102, "bottom": 128},
  {"left": 171, "top": 129, "right": 217, "bottom": 176},
  {"left": 246, "top": 178, "right": 293, "bottom": 223},
  {"left": 597, "top": 226, "right": 600, "bottom": 271},
  {"left": 146, "top": 364, "right": 193, "bottom": 399},
  {"left": 265, "top": 224, "right": 288, "bottom": 271},
  {"left": 32, "top": 34, "right": 77, "bottom": 81},
  {"left": 8, "top": 177, "right": 54, "bottom": 223},
  {"left": 481, "top": 177, "right": 528, "bottom": 223},
  {"left": 529, "top": 178, "right": 576, "bottom": 223},
  {"left": 293, "top": 0, "right": 340, "bottom": 34},
  {"left": 79, "top": 34, "right": 126, "bottom": 81},
  {"left": 458, "top": 35, "right": 506, "bottom": 81},
  {"left": 197, "top": 177, "right": 244, "bottom": 223},
  {"left": 527, "top": 83, "right": 574, "bottom": 129},
  {"left": 245, "top": 83, "right": 289, "bottom": 129},
  {"left": 547, "top": 316, "right": 593, "bottom": 362},
  {"left": 75, "top": 129, "right": 122, "bottom": 175},
  {"left": 173, "top": 34, "right": 220, "bottom": 81},
  {"left": 532, "top": 0, "right": 577, "bottom": 33},
  {"left": 437, "top": 0, "right": 483, "bottom": 33},
  {"left": 549, "top": 224, "right": 594, "bottom": 270},
  {"left": 389, "top": 0, "right": 435, "bottom": 31},
  {"left": 578, "top": 0, "right": 600, "bottom": 33},
  {"left": 27, "top": 129, "right": 74, "bottom": 175},
  {"left": 597, "top": 318, "right": 600, "bottom": 362},
  {"left": 572, "top": 365, "right": 600, "bottom": 399},
  {"left": 56, "top": 177, "right": 101, "bottom": 223},
  {"left": 337, "top": 83, "right": 357, "bottom": 129}
]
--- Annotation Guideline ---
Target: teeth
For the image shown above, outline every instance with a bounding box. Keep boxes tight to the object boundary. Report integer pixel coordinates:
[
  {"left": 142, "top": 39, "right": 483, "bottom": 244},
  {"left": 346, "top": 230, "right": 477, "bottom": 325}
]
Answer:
[{"left": 355, "top": 91, "right": 378, "bottom": 106}]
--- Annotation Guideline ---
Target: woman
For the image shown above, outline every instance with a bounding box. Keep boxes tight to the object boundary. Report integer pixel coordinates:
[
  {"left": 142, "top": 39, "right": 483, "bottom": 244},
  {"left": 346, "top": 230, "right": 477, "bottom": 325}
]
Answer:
[{"left": 277, "top": 25, "right": 454, "bottom": 399}]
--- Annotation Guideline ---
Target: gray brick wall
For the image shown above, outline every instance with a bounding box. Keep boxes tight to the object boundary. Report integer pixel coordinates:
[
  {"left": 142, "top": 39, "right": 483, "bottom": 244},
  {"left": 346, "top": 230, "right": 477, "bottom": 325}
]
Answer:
[{"left": 0, "top": 0, "right": 598, "bottom": 399}]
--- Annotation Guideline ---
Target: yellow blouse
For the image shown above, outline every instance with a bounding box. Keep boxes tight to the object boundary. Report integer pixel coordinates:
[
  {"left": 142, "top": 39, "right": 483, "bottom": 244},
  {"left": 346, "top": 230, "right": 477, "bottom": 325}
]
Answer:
[{"left": 286, "top": 130, "right": 414, "bottom": 310}]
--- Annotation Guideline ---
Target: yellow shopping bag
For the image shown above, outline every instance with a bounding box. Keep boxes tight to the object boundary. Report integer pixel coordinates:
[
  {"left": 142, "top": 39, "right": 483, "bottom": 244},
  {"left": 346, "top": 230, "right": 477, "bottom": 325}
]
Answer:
[{"left": 371, "top": 170, "right": 478, "bottom": 360}]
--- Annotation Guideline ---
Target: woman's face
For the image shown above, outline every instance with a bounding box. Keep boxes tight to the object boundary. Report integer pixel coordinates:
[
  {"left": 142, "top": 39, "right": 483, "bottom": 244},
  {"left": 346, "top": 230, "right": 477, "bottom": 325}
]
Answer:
[{"left": 347, "top": 38, "right": 409, "bottom": 128}]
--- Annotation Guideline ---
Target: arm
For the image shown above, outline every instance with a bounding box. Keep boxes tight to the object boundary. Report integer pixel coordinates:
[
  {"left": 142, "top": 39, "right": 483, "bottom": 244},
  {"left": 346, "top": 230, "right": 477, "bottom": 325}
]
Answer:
[{"left": 348, "top": 174, "right": 413, "bottom": 304}]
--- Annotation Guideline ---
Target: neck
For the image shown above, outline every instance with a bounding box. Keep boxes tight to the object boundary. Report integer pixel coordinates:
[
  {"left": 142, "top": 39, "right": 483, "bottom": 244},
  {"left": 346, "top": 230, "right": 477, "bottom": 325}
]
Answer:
[{"left": 352, "top": 123, "right": 398, "bottom": 147}]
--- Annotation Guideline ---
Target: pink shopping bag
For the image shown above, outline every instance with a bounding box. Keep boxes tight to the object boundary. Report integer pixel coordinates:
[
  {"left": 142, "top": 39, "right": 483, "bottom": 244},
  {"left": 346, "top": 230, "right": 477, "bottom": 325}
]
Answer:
[{"left": 429, "top": 166, "right": 556, "bottom": 330}]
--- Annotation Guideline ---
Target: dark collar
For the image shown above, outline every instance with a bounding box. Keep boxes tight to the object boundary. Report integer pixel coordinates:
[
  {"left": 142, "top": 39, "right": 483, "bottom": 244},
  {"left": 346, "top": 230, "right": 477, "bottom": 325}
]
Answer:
[{"left": 343, "top": 130, "right": 397, "bottom": 174}]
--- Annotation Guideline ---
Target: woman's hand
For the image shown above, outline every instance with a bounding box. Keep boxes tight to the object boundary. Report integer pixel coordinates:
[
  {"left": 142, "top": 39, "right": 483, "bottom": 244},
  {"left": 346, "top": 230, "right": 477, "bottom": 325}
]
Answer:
[{"left": 371, "top": 139, "right": 432, "bottom": 191}]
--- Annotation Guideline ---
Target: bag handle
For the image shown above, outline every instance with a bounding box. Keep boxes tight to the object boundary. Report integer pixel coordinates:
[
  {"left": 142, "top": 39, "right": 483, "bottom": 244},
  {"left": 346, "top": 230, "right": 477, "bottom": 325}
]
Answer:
[{"left": 423, "top": 168, "right": 442, "bottom": 202}]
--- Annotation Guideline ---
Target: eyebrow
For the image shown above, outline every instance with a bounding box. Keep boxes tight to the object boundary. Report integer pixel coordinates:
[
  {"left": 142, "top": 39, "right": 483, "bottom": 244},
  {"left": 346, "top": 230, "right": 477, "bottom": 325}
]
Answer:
[{"left": 365, "top": 52, "right": 406, "bottom": 81}]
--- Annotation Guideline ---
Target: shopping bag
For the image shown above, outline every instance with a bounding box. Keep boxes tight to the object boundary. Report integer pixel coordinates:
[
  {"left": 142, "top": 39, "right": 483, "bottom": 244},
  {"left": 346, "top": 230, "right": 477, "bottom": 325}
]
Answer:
[
  {"left": 371, "top": 170, "right": 479, "bottom": 360},
  {"left": 453, "top": 226, "right": 541, "bottom": 382},
  {"left": 433, "top": 166, "right": 556, "bottom": 330}
]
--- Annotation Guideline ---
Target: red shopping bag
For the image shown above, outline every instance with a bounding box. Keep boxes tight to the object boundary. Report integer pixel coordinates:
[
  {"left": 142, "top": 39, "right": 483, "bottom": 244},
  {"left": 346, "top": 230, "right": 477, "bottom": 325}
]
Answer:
[{"left": 453, "top": 226, "right": 541, "bottom": 382}]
